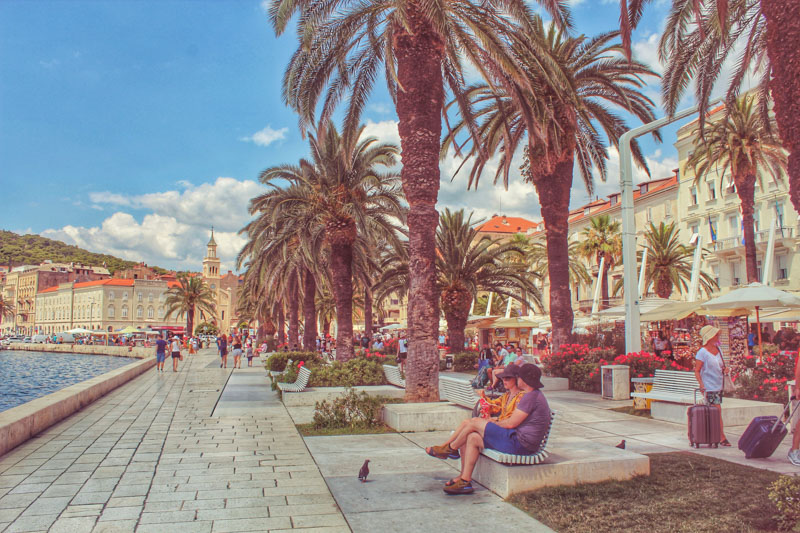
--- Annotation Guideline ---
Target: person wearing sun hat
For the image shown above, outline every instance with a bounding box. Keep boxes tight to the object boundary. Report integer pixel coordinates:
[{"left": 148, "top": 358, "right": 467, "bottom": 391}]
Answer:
[
  {"left": 426, "top": 364, "right": 550, "bottom": 495},
  {"left": 694, "top": 325, "right": 731, "bottom": 446}
]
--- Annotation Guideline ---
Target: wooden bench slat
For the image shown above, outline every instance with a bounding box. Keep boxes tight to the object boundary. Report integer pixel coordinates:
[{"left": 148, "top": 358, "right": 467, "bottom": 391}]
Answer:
[
  {"left": 481, "top": 411, "right": 557, "bottom": 465},
  {"left": 633, "top": 369, "right": 700, "bottom": 404},
  {"left": 278, "top": 367, "right": 311, "bottom": 392}
]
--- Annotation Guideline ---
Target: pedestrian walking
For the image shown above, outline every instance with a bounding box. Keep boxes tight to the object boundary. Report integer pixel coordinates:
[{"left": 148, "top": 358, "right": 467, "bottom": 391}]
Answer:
[
  {"left": 155, "top": 335, "right": 167, "bottom": 372},
  {"left": 170, "top": 335, "right": 182, "bottom": 372},
  {"left": 217, "top": 334, "right": 228, "bottom": 368},
  {"left": 232, "top": 335, "right": 243, "bottom": 369}
]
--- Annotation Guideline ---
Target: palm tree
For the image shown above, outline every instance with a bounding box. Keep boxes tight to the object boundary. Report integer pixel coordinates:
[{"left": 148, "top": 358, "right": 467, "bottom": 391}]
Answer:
[
  {"left": 268, "top": 0, "right": 569, "bottom": 402},
  {"left": 437, "top": 209, "right": 541, "bottom": 351},
  {"left": 164, "top": 275, "right": 216, "bottom": 336},
  {"left": 527, "top": 240, "right": 592, "bottom": 304},
  {"left": 255, "top": 121, "right": 404, "bottom": 361},
  {"left": 0, "top": 295, "right": 14, "bottom": 323},
  {"left": 687, "top": 95, "right": 786, "bottom": 283},
  {"left": 616, "top": 221, "right": 718, "bottom": 298},
  {"left": 622, "top": 0, "right": 800, "bottom": 216},
  {"left": 576, "top": 215, "right": 623, "bottom": 310},
  {"left": 444, "top": 21, "right": 658, "bottom": 351}
]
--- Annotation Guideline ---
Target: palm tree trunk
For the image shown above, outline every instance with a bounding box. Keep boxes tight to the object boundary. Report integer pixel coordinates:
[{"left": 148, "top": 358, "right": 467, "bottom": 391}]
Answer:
[
  {"left": 277, "top": 306, "right": 286, "bottom": 345},
  {"left": 394, "top": 9, "right": 444, "bottom": 403},
  {"left": 533, "top": 159, "right": 575, "bottom": 353},
  {"left": 288, "top": 272, "right": 300, "bottom": 350},
  {"left": 442, "top": 287, "right": 471, "bottom": 352},
  {"left": 364, "top": 287, "right": 373, "bottom": 341},
  {"left": 329, "top": 241, "right": 355, "bottom": 360},
  {"left": 738, "top": 176, "right": 759, "bottom": 283},
  {"left": 600, "top": 256, "right": 610, "bottom": 310},
  {"left": 761, "top": 0, "right": 800, "bottom": 214},
  {"left": 302, "top": 267, "right": 317, "bottom": 351},
  {"left": 187, "top": 307, "right": 195, "bottom": 337}
]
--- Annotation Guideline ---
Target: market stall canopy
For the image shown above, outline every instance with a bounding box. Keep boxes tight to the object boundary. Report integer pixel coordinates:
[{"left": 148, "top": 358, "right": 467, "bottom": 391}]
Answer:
[
  {"left": 755, "top": 309, "right": 800, "bottom": 323},
  {"left": 490, "top": 316, "right": 541, "bottom": 328},
  {"left": 380, "top": 323, "right": 406, "bottom": 331},
  {"left": 65, "top": 327, "right": 95, "bottom": 335},
  {"left": 117, "top": 326, "right": 141, "bottom": 334},
  {"left": 597, "top": 297, "right": 675, "bottom": 318},
  {"left": 703, "top": 283, "right": 800, "bottom": 310}
]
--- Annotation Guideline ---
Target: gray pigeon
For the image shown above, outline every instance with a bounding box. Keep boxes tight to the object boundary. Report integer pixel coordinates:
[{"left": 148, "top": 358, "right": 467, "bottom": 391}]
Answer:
[
  {"left": 616, "top": 440, "right": 626, "bottom": 449},
  {"left": 358, "top": 459, "right": 370, "bottom": 482}
]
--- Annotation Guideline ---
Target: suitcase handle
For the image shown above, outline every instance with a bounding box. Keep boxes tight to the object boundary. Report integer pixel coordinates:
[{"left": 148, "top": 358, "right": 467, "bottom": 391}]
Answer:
[{"left": 774, "top": 398, "right": 800, "bottom": 433}]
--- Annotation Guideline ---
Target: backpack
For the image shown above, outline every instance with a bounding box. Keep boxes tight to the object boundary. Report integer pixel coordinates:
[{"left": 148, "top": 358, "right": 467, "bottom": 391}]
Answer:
[{"left": 471, "top": 366, "right": 489, "bottom": 389}]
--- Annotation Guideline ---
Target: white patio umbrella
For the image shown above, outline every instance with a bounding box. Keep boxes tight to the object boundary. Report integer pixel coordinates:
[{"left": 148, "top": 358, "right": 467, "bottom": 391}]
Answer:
[
  {"left": 66, "top": 327, "right": 95, "bottom": 335},
  {"left": 704, "top": 282, "right": 800, "bottom": 359}
]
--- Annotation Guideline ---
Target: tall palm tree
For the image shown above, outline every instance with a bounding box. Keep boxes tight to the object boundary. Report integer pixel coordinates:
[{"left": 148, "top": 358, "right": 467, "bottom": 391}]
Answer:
[
  {"left": 255, "top": 121, "right": 404, "bottom": 361},
  {"left": 614, "top": 221, "right": 718, "bottom": 298},
  {"left": 437, "top": 209, "right": 541, "bottom": 350},
  {"left": 687, "top": 95, "right": 786, "bottom": 283},
  {"left": 164, "top": 275, "right": 216, "bottom": 336},
  {"left": 527, "top": 240, "right": 592, "bottom": 305},
  {"left": 622, "top": 0, "right": 800, "bottom": 216},
  {"left": 576, "top": 215, "right": 623, "bottom": 310},
  {"left": 0, "top": 295, "right": 14, "bottom": 322},
  {"left": 268, "top": 0, "right": 569, "bottom": 401},
  {"left": 444, "top": 21, "right": 658, "bottom": 351}
]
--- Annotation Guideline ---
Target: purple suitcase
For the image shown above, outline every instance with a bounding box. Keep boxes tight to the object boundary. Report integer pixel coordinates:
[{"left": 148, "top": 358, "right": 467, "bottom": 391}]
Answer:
[{"left": 738, "top": 400, "right": 799, "bottom": 459}]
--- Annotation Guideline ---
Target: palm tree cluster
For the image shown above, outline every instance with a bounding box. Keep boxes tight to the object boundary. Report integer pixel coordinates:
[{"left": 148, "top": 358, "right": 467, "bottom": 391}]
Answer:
[
  {"left": 164, "top": 275, "right": 216, "bottom": 337},
  {"left": 249, "top": 0, "right": 793, "bottom": 401}
]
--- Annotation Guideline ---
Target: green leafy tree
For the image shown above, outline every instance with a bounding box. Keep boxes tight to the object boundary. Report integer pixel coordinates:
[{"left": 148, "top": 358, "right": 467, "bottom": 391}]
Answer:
[
  {"left": 688, "top": 95, "right": 786, "bottom": 283},
  {"left": 164, "top": 275, "right": 216, "bottom": 337}
]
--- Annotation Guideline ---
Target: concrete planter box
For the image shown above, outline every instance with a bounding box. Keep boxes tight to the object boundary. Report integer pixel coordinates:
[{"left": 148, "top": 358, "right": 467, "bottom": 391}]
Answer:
[
  {"left": 281, "top": 385, "right": 406, "bottom": 407},
  {"left": 650, "top": 397, "right": 783, "bottom": 426},
  {"left": 382, "top": 402, "right": 471, "bottom": 432}
]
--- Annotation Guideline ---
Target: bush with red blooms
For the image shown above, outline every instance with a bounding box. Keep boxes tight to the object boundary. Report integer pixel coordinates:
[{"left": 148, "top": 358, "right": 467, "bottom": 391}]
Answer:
[
  {"left": 542, "top": 344, "right": 692, "bottom": 393},
  {"left": 732, "top": 351, "right": 796, "bottom": 404}
]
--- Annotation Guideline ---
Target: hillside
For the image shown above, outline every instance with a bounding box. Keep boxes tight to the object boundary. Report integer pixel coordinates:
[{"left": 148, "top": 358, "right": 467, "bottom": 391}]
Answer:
[{"left": 0, "top": 230, "right": 166, "bottom": 275}]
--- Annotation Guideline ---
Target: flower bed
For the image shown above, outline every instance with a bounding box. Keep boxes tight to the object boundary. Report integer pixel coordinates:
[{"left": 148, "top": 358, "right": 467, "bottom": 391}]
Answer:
[
  {"left": 732, "top": 351, "right": 796, "bottom": 404},
  {"left": 274, "top": 355, "right": 388, "bottom": 388}
]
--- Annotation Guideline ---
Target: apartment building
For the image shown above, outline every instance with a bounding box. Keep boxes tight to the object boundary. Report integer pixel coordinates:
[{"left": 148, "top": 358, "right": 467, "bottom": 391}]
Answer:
[{"left": 675, "top": 110, "right": 798, "bottom": 293}]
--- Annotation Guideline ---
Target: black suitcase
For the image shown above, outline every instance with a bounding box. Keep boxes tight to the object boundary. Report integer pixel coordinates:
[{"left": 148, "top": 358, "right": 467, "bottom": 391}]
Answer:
[
  {"left": 738, "top": 400, "right": 799, "bottom": 459},
  {"left": 688, "top": 389, "right": 721, "bottom": 448}
]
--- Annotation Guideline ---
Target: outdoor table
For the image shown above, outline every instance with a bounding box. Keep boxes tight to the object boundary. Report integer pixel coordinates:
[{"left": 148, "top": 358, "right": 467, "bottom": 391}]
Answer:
[{"left": 631, "top": 377, "right": 654, "bottom": 410}]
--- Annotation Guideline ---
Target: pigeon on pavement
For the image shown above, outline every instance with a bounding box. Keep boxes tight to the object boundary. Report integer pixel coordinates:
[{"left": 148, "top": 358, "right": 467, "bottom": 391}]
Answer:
[
  {"left": 616, "top": 440, "right": 626, "bottom": 449},
  {"left": 358, "top": 459, "right": 370, "bottom": 482}
]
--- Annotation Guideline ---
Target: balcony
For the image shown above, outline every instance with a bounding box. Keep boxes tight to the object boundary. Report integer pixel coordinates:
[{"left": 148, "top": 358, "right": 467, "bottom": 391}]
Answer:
[{"left": 710, "top": 226, "right": 796, "bottom": 255}]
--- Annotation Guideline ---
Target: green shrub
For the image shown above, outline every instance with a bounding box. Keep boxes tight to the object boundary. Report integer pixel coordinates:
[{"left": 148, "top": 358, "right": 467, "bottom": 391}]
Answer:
[
  {"left": 439, "top": 359, "right": 447, "bottom": 371},
  {"left": 568, "top": 362, "right": 602, "bottom": 393},
  {"left": 274, "top": 356, "right": 388, "bottom": 388},
  {"left": 757, "top": 343, "right": 781, "bottom": 357},
  {"left": 768, "top": 475, "right": 800, "bottom": 531},
  {"left": 452, "top": 351, "right": 479, "bottom": 372},
  {"left": 312, "top": 388, "right": 387, "bottom": 430},
  {"left": 266, "top": 351, "right": 322, "bottom": 371}
]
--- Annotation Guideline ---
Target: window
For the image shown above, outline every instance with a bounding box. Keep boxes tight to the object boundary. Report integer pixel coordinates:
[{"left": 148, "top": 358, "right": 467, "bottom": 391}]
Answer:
[
  {"left": 123, "top": 292, "right": 128, "bottom": 300},
  {"left": 121, "top": 305, "right": 128, "bottom": 318},
  {"left": 727, "top": 215, "right": 739, "bottom": 238},
  {"left": 707, "top": 181, "right": 716, "bottom": 200},
  {"left": 777, "top": 255, "right": 789, "bottom": 280},
  {"left": 391, "top": 299, "right": 399, "bottom": 305},
  {"left": 148, "top": 294, "right": 153, "bottom": 303},
  {"left": 137, "top": 306, "right": 143, "bottom": 318},
  {"left": 690, "top": 187, "right": 698, "bottom": 206},
  {"left": 147, "top": 306, "right": 154, "bottom": 319},
  {"left": 664, "top": 201, "right": 672, "bottom": 218},
  {"left": 137, "top": 293, "right": 143, "bottom": 303},
  {"left": 775, "top": 202, "right": 786, "bottom": 228},
  {"left": 690, "top": 224, "right": 700, "bottom": 239},
  {"left": 731, "top": 262, "right": 741, "bottom": 286},
  {"left": 211, "top": 284, "right": 216, "bottom": 290},
  {"left": 221, "top": 310, "right": 225, "bottom": 320},
  {"left": 646, "top": 207, "right": 653, "bottom": 222},
  {"left": 109, "top": 291, "right": 114, "bottom": 300},
  {"left": 108, "top": 305, "right": 115, "bottom": 318},
  {"left": 757, "top": 260, "right": 763, "bottom": 282}
]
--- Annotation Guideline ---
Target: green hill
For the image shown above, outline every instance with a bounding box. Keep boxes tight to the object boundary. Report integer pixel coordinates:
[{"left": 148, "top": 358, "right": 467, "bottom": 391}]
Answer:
[{"left": 0, "top": 230, "right": 166, "bottom": 275}]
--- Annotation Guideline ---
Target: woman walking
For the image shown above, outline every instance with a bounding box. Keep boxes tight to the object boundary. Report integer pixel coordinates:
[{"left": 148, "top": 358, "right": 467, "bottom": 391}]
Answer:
[
  {"left": 694, "top": 325, "right": 731, "bottom": 446},
  {"left": 232, "top": 334, "right": 243, "bottom": 369},
  {"left": 170, "top": 335, "right": 182, "bottom": 372}
]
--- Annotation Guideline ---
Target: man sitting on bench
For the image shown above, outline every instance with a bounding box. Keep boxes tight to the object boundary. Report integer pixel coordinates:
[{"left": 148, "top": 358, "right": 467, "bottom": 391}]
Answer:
[{"left": 425, "top": 364, "right": 550, "bottom": 495}]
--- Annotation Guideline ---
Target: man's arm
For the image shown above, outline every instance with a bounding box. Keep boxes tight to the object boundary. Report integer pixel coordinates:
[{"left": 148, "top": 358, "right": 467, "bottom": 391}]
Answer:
[{"left": 495, "top": 408, "right": 528, "bottom": 429}]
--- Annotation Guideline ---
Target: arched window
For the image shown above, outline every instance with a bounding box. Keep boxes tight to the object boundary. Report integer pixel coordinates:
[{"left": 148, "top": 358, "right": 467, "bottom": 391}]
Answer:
[
  {"left": 147, "top": 306, "right": 154, "bottom": 319},
  {"left": 121, "top": 305, "right": 128, "bottom": 318},
  {"left": 137, "top": 306, "right": 143, "bottom": 318},
  {"left": 158, "top": 306, "right": 164, "bottom": 318},
  {"left": 148, "top": 294, "right": 153, "bottom": 303},
  {"left": 108, "top": 305, "right": 115, "bottom": 318}
]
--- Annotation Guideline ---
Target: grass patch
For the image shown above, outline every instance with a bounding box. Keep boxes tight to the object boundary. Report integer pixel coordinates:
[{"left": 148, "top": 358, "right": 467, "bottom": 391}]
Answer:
[
  {"left": 609, "top": 405, "right": 653, "bottom": 419},
  {"left": 509, "top": 452, "right": 781, "bottom": 532},
  {"left": 296, "top": 423, "right": 396, "bottom": 437}
]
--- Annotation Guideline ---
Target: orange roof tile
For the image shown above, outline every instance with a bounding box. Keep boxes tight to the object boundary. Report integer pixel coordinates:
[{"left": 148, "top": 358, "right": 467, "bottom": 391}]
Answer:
[{"left": 477, "top": 215, "right": 539, "bottom": 234}]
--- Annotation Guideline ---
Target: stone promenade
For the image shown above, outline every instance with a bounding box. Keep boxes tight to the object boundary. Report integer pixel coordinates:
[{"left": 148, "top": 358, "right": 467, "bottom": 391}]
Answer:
[{"left": 0, "top": 349, "right": 348, "bottom": 533}]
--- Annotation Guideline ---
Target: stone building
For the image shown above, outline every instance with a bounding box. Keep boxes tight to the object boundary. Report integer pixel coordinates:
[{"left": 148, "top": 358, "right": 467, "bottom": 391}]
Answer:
[{"left": 201, "top": 230, "right": 240, "bottom": 335}]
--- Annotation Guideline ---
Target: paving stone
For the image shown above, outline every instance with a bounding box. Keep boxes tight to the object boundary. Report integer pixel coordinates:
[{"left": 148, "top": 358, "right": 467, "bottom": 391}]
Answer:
[
  {"left": 97, "top": 506, "right": 142, "bottom": 521},
  {"left": 0, "top": 507, "right": 25, "bottom": 522},
  {"left": 71, "top": 491, "right": 112, "bottom": 505},
  {"left": 224, "top": 496, "right": 287, "bottom": 508},
  {"left": 210, "top": 517, "right": 292, "bottom": 532},
  {"left": 0, "top": 493, "right": 41, "bottom": 509},
  {"left": 196, "top": 507, "right": 271, "bottom": 521},
  {"left": 268, "top": 503, "right": 341, "bottom": 517},
  {"left": 106, "top": 496, "right": 145, "bottom": 508},
  {"left": 20, "top": 496, "right": 72, "bottom": 516},
  {"left": 49, "top": 516, "right": 97, "bottom": 533},
  {"left": 91, "top": 519, "right": 138, "bottom": 532},
  {"left": 291, "top": 514, "right": 348, "bottom": 528},
  {"left": 8, "top": 483, "right": 50, "bottom": 494},
  {"left": 61, "top": 504, "right": 103, "bottom": 518},
  {"left": 142, "top": 500, "right": 183, "bottom": 512},
  {"left": 4, "top": 512, "right": 58, "bottom": 532},
  {"left": 40, "top": 484, "right": 82, "bottom": 498},
  {"left": 136, "top": 522, "right": 212, "bottom": 533},
  {"left": 110, "top": 484, "right": 151, "bottom": 497},
  {"left": 138, "top": 510, "right": 196, "bottom": 524}
]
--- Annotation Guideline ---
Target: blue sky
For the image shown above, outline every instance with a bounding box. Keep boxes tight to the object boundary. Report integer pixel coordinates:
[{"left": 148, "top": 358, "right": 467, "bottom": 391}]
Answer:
[{"left": 0, "top": 0, "right": 691, "bottom": 271}]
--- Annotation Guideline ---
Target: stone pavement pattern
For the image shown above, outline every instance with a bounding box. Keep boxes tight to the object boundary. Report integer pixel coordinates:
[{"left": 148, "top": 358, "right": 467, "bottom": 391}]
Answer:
[{"left": 0, "top": 348, "right": 349, "bottom": 533}]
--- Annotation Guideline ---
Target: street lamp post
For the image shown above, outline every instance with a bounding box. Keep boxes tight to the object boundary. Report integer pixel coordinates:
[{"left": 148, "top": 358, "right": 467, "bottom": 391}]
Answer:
[
  {"left": 88, "top": 297, "right": 95, "bottom": 331},
  {"left": 619, "top": 99, "right": 720, "bottom": 354}
]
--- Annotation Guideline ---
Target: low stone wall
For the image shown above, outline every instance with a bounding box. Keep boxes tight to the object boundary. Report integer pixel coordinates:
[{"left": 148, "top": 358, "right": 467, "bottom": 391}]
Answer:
[
  {"left": 7, "top": 343, "right": 152, "bottom": 359},
  {"left": 0, "top": 357, "right": 156, "bottom": 457}
]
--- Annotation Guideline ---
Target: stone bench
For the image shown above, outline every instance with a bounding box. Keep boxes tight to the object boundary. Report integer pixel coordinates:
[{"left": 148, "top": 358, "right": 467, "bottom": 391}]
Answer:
[
  {"left": 382, "top": 402, "right": 471, "bottom": 432},
  {"left": 471, "top": 435, "right": 650, "bottom": 498},
  {"left": 439, "top": 375, "right": 480, "bottom": 408},
  {"left": 281, "top": 385, "right": 406, "bottom": 407}
]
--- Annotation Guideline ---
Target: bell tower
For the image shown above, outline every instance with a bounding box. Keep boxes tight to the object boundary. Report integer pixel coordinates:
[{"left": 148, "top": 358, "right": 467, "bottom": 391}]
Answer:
[{"left": 203, "top": 227, "right": 221, "bottom": 280}]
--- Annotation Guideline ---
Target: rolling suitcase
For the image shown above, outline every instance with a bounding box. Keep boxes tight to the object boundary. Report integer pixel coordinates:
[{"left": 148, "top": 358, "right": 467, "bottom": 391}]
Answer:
[
  {"left": 738, "top": 399, "right": 799, "bottom": 459},
  {"left": 688, "top": 389, "right": 722, "bottom": 448}
]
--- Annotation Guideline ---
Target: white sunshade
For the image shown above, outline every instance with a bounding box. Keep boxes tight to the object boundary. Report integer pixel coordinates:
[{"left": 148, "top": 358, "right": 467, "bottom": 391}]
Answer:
[
  {"left": 597, "top": 297, "right": 675, "bottom": 318},
  {"left": 703, "top": 282, "right": 800, "bottom": 310},
  {"left": 65, "top": 327, "right": 95, "bottom": 334}
]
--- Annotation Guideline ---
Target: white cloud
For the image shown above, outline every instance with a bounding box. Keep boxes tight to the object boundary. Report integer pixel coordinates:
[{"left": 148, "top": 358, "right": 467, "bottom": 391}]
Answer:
[
  {"left": 367, "top": 102, "right": 394, "bottom": 115},
  {"left": 44, "top": 178, "right": 264, "bottom": 272},
  {"left": 259, "top": 0, "right": 270, "bottom": 13},
  {"left": 240, "top": 125, "right": 288, "bottom": 147},
  {"left": 361, "top": 120, "right": 401, "bottom": 147},
  {"left": 633, "top": 33, "right": 664, "bottom": 75}
]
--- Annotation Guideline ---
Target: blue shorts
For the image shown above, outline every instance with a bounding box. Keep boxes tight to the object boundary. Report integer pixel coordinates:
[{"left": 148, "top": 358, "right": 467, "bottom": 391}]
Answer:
[
  {"left": 483, "top": 422, "right": 533, "bottom": 455},
  {"left": 156, "top": 352, "right": 166, "bottom": 363}
]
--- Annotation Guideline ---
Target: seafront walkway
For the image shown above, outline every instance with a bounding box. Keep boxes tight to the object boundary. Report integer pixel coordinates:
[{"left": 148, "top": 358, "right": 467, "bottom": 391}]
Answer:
[{"left": 0, "top": 348, "right": 347, "bottom": 533}]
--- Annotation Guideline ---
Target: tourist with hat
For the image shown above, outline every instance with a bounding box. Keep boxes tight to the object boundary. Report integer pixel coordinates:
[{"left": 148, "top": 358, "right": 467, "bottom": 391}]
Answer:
[
  {"left": 694, "top": 325, "right": 731, "bottom": 446},
  {"left": 426, "top": 364, "right": 551, "bottom": 495}
]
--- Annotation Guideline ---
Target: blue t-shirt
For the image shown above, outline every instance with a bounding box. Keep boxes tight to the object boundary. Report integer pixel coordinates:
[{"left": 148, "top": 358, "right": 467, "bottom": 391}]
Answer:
[
  {"left": 155, "top": 339, "right": 167, "bottom": 354},
  {"left": 696, "top": 347, "right": 724, "bottom": 392}
]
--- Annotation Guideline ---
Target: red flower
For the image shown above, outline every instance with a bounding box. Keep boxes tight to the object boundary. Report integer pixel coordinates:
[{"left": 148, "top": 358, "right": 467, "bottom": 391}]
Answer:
[{"left": 297, "top": 361, "right": 305, "bottom": 368}]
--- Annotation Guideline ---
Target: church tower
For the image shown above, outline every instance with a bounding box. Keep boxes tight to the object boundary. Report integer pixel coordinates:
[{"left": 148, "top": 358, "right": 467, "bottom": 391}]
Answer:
[{"left": 203, "top": 228, "right": 221, "bottom": 281}]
